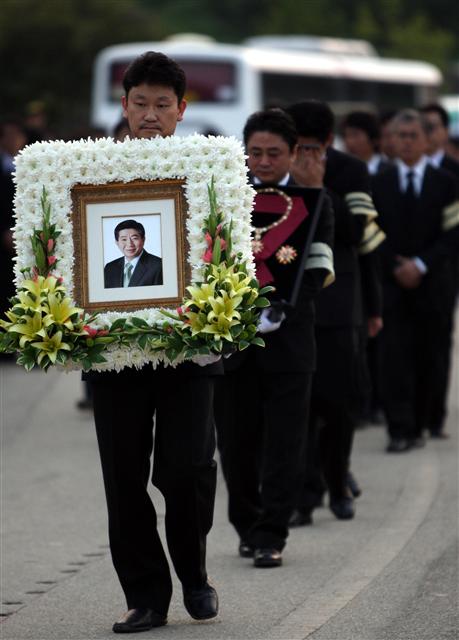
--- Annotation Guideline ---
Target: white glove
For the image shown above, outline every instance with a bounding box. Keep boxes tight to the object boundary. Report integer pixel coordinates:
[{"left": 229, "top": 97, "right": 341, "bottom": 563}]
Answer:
[
  {"left": 191, "top": 353, "right": 222, "bottom": 367},
  {"left": 258, "top": 308, "right": 285, "bottom": 334}
]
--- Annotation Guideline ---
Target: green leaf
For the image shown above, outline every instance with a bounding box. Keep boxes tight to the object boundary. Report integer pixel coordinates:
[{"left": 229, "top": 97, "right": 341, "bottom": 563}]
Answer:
[
  {"left": 138, "top": 334, "right": 148, "bottom": 349},
  {"left": 130, "top": 316, "right": 150, "bottom": 329},
  {"left": 254, "top": 297, "right": 271, "bottom": 308},
  {"left": 211, "top": 237, "right": 221, "bottom": 265},
  {"left": 259, "top": 286, "right": 275, "bottom": 295},
  {"left": 110, "top": 318, "right": 127, "bottom": 331},
  {"left": 230, "top": 324, "right": 243, "bottom": 338},
  {"left": 238, "top": 340, "right": 250, "bottom": 351},
  {"left": 250, "top": 336, "right": 265, "bottom": 348}
]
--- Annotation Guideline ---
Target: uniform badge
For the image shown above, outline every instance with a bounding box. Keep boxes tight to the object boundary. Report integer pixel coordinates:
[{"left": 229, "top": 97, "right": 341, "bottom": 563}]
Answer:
[{"left": 275, "top": 245, "right": 298, "bottom": 264}]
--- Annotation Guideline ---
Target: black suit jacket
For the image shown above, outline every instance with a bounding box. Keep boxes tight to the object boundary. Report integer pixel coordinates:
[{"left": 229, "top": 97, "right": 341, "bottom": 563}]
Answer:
[
  {"left": 316, "top": 147, "right": 381, "bottom": 327},
  {"left": 104, "top": 250, "right": 163, "bottom": 288},
  {"left": 372, "top": 164, "right": 457, "bottom": 312}
]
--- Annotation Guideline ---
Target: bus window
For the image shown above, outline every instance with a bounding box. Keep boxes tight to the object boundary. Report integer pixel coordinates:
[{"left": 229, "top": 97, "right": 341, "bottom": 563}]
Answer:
[
  {"left": 109, "top": 59, "right": 237, "bottom": 104},
  {"left": 261, "top": 72, "right": 336, "bottom": 108}
]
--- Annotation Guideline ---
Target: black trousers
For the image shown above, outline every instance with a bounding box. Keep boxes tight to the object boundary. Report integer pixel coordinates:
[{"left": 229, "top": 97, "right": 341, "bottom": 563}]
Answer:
[
  {"left": 91, "top": 365, "right": 217, "bottom": 616},
  {"left": 381, "top": 300, "right": 445, "bottom": 439},
  {"left": 427, "top": 305, "right": 455, "bottom": 433},
  {"left": 215, "top": 356, "right": 312, "bottom": 551},
  {"left": 298, "top": 327, "right": 360, "bottom": 508}
]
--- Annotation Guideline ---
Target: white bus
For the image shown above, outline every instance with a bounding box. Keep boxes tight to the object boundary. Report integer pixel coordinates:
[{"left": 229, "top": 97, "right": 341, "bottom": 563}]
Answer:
[{"left": 91, "top": 34, "right": 442, "bottom": 137}]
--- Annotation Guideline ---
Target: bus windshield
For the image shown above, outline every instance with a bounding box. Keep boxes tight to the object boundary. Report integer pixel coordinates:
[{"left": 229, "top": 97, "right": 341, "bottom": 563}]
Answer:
[{"left": 109, "top": 59, "right": 237, "bottom": 104}]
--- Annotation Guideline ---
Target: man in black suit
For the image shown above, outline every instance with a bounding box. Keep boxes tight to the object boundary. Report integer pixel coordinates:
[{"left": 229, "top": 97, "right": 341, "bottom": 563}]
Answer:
[
  {"left": 86, "top": 52, "right": 220, "bottom": 634},
  {"left": 420, "top": 103, "right": 459, "bottom": 438},
  {"left": 104, "top": 219, "right": 162, "bottom": 288},
  {"left": 214, "top": 109, "right": 334, "bottom": 568},
  {"left": 342, "top": 110, "right": 392, "bottom": 177},
  {"left": 341, "top": 110, "right": 389, "bottom": 424},
  {"left": 371, "top": 109, "right": 458, "bottom": 452},
  {"left": 287, "top": 100, "right": 384, "bottom": 523}
]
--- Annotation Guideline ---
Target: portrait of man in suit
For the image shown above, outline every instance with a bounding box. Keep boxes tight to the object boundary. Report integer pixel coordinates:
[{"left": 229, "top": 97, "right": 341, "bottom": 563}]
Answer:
[{"left": 104, "top": 218, "right": 163, "bottom": 288}]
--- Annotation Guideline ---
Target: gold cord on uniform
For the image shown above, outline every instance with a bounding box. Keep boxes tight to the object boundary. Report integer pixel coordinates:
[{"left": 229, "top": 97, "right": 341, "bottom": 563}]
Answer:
[{"left": 252, "top": 187, "right": 293, "bottom": 255}]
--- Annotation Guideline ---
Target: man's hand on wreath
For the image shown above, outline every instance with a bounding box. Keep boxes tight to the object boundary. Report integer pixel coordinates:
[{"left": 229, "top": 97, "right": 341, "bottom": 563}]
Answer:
[
  {"left": 258, "top": 308, "right": 286, "bottom": 334},
  {"left": 191, "top": 353, "right": 222, "bottom": 367}
]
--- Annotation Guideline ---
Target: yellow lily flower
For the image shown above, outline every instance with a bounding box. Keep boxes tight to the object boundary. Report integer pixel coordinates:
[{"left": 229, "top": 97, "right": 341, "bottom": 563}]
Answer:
[
  {"left": 207, "top": 291, "right": 242, "bottom": 323},
  {"left": 21, "top": 275, "right": 64, "bottom": 300},
  {"left": 31, "top": 331, "right": 71, "bottom": 365},
  {"left": 9, "top": 312, "right": 48, "bottom": 348},
  {"left": 184, "top": 280, "right": 217, "bottom": 310},
  {"left": 44, "top": 293, "right": 82, "bottom": 330},
  {"left": 200, "top": 313, "right": 237, "bottom": 342},
  {"left": 13, "top": 290, "right": 45, "bottom": 312},
  {"left": 186, "top": 311, "right": 209, "bottom": 336}
]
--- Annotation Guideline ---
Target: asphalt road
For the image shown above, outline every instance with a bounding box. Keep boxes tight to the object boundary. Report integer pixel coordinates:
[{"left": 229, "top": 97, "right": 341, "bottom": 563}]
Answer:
[{"left": 1, "top": 325, "right": 457, "bottom": 640}]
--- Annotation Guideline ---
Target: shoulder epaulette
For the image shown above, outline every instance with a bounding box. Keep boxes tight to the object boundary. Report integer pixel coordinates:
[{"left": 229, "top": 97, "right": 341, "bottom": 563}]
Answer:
[
  {"left": 345, "top": 191, "right": 378, "bottom": 220},
  {"left": 305, "top": 241, "right": 335, "bottom": 287},
  {"left": 442, "top": 200, "right": 459, "bottom": 231},
  {"left": 358, "top": 220, "right": 386, "bottom": 255}
]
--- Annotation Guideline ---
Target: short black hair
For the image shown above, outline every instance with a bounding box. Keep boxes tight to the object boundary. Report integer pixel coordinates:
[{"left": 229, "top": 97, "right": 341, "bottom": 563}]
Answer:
[
  {"left": 420, "top": 103, "right": 450, "bottom": 128},
  {"left": 341, "top": 111, "right": 381, "bottom": 143},
  {"left": 379, "top": 109, "right": 397, "bottom": 127},
  {"left": 122, "top": 51, "right": 186, "bottom": 102},
  {"left": 286, "top": 100, "right": 334, "bottom": 143},
  {"left": 114, "top": 219, "right": 145, "bottom": 240},
  {"left": 243, "top": 108, "right": 298, "bottom": 150}
]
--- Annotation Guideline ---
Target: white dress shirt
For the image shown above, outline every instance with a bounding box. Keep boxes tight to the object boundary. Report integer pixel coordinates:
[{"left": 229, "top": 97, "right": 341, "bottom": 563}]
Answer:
[
  {"left": 253, "top": 173, "right": 290, "bottom": 186},
  {"left": 427, "top": 149, "right": 445, "bottom": 168},
  {"left": 367, "top": 154, "right": 383, "bottom": 176}
]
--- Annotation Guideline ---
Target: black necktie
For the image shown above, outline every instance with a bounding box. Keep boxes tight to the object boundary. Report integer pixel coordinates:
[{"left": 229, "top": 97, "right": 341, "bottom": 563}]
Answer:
[
  {"left": 402, "top": 170, "right": 417, "bottom": 250},
  {"left": 404, "top": 170, "right": 417, "bottom": 206}
]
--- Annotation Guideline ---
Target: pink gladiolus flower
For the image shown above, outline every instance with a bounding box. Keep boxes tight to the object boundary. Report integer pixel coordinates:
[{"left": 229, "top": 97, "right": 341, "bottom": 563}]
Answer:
[
  {"left": 97, "top": 329, "right": 109, "bottom": 336},
  {"left": 220, "top": 237, "right": 227, "bottom": 250},
  {"left": 47, "top": 255, "right": 57, "bottom": 266},
  {"left": 216, "top": 224, "right": 222, "bottom": 234},
  {"left": 83, "top": 325, "right": 98, "bottom": 337},
  {"left": 177, "top": 306, "right": 184, "bottom": 316},
  {"left": 205, "top": 231, "right": 213, "bottom": 248},
  {"left": 56, "top": 277, "right": 64, "bottom": 285},
  {"left": 47, "top": 239, "right": 54, "bottom": 252},
  {"left": 202, "top": 248, "right": 213, "bottom": 263}
]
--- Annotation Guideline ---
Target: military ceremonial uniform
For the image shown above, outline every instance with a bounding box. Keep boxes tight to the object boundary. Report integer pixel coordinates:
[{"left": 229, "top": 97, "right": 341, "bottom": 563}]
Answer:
[
  {"left": 372, "top": 160, "right": 459, "bottom": 442},
  {"left": 215, "top": 179, "right": 334, "bottom": 552},
  {"left": 297, "top": 147, "right": 384, "bottom": 514}
]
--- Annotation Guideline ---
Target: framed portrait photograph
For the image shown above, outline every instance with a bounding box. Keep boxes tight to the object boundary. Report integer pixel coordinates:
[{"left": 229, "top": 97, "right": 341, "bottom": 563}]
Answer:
[
  {"left": 10, "top": 135, "right": 256, "bottom": 371},
  {"left": 71, "top": 179, "right": 189, "bottom": 312}
]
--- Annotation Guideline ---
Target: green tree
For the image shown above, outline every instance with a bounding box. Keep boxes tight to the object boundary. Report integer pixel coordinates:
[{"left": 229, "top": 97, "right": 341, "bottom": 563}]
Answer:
[{"left": 0, "top": 0, "right": 163, "bottom": 132}]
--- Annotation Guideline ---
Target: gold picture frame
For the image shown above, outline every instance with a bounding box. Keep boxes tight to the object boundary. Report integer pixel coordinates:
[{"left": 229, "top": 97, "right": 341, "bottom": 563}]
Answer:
[{"left": 71, "top": 179, "right": 190, "bottom": 312}]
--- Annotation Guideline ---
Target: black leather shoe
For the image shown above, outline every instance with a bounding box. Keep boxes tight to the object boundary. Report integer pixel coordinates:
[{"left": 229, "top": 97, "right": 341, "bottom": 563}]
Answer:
[
  {"left": 112, "top": 608, "right": 167, "bottom": 633},
  {"left": 346, "top": 471, "right": 362, "bottom": 498},
  {"left": 253, "top": 548, "right": 282, "bottom": 568},
  {"left": 329, "top": 497, "right": 355, "bottom": 520},
  {"left": 238, "top": 540, "right": 254, "bottom": 557},
  {"left": 409, "top": 436, "right": 426, "bottom": 449},
  {"left": 386, "top": 438, "right": 411, "bottom": 453},
  {"left": 289, "top": 507, "right": 313, "bottom": 527},
  {"left": 430, "top": 430, "right": 449, "bottom": 439},
  {"left": 183, "top": 581, "right": 218, "bottom": 620}
]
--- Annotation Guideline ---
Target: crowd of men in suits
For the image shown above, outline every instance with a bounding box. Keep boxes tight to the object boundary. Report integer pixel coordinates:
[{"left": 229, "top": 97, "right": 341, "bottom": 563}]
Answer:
[
  {"left": 217, "top": 101, "right": 459, "bottom": 574},
  {"left": 1, "top": 53, "right": 458, "bottom": 631}
]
